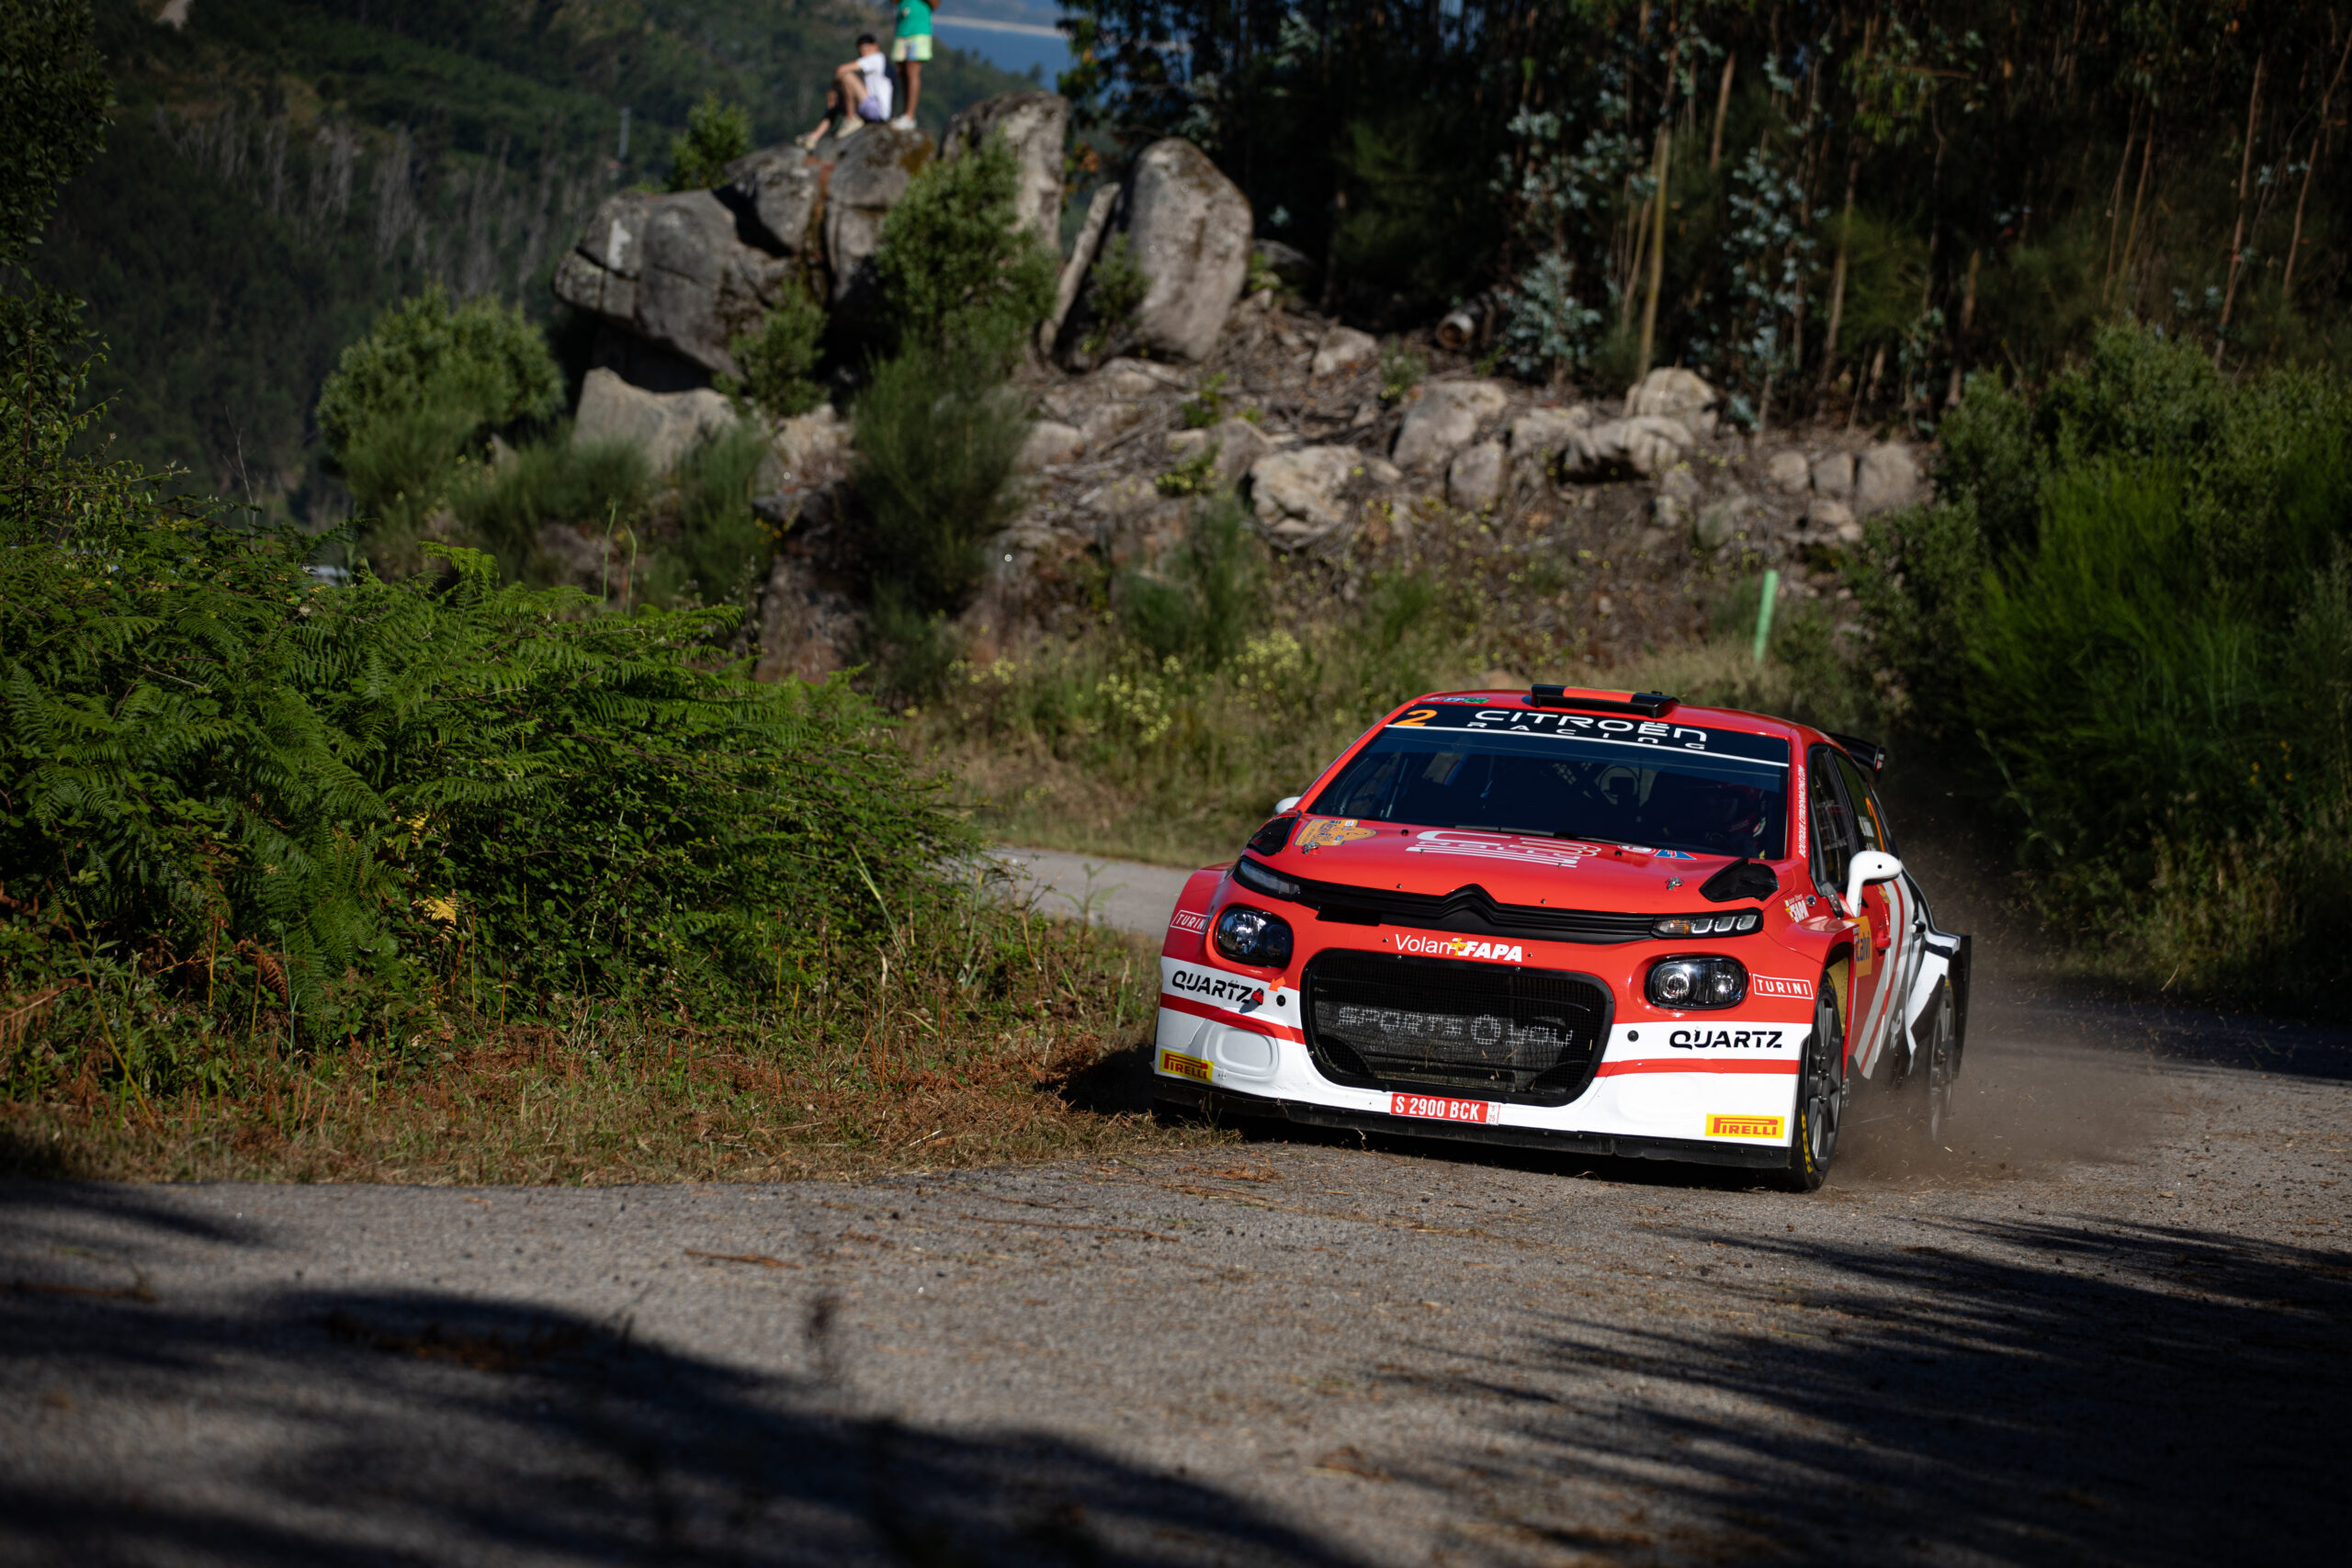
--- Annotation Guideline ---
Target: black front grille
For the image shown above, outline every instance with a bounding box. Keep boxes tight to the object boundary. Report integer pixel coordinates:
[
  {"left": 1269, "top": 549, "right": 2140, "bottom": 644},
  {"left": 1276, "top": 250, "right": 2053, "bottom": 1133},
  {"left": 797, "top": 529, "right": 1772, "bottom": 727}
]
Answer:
[{"left": 1303, "top": 951, "right": 1611, "bottom": 1105}]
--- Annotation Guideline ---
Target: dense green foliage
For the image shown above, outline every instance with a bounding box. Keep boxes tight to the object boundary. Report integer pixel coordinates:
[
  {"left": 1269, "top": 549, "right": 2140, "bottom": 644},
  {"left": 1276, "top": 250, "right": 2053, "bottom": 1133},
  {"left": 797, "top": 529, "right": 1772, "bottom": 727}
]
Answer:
[
  {"left": 856, "top": 133, "right": 1052, "bottom": 691},
  {"left": 717, "top": 284, "right": 829, "bottom": 421},
  {"left": 0, "top": 0, "right": 109, "bottom": 271},
  {"left": 316, "top": 286, "right": 563, "bottom": 465},
  {"left": 32, "top": 1, "right": 1037, "bottom": 504},
  {"left": 666, "top": 92, "right": 752, "bottom": 191},
  {"left": 1064, "top": 2, "right": 2352, "bottom": 413},
  {"left": 1855, "top": 327, "right": 2352, "bottom": 1007},
  {"left": 874, "top": 132, "right": 1059, "bottom": 366}
]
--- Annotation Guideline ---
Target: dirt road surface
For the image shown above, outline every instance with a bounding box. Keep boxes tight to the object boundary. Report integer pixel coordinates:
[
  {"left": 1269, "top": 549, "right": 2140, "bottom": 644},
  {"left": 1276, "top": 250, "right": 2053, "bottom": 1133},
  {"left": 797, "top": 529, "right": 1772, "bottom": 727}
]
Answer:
[{"left": 5, "top": 848, "right": 2348, "bottom": 1564}]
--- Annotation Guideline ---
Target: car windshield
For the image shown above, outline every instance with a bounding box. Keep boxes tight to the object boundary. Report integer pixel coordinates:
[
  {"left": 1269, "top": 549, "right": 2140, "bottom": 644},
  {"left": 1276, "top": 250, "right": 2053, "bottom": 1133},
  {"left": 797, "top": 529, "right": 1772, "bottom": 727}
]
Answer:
[{"left": 1308, "top": 716, "right": 1790, "bottom": 860}]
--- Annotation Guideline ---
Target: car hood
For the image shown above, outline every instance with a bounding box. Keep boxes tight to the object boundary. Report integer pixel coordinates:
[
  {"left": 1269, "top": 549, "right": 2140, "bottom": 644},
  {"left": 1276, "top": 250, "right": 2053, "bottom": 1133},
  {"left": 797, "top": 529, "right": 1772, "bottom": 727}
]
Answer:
[{"left": 1259, "top": 822, "right": 1785, "bottom": 912}]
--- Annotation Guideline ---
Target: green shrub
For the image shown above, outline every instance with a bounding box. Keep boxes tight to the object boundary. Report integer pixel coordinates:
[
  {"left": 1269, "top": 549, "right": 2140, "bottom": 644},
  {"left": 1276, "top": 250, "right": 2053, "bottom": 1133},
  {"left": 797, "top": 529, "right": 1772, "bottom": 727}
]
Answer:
[
  {"left": 1116, "top": 494, "right": 1265, "bottom": 669},
  {"left": 667, "top": 94, "right": 753, "bottom": 191},
  {"left": 1180, "top": 371, "right": 1230, "bottom": 429},
  {"left": 854, "top": 342, "right": 1029, "bottom": 625},
  {"left": 873, "top": 131, "right": 1057, "bottom": 366},
  {"left": 670, "top": 422, "right": 775, "bottom": 606},
  {"left": 718, "top": 284, "right": 829, "bottom": 421},
  {"left": 1079, "top": 232, "right": 1146, "bottom": 359},
  {"left": 315, "top": 286, "right": 563, "bottom": 556},
  {"left": 0, "top": 0, "right": 108, "bottom": 273},
  {"left": 454, "top": 436, "right": 650, "bottom": 586},
  {"left": 1378, "top": 339, "right": 1427, "bottom": 404},
  {"left": 0, "top": 501, "right": 971, "bottom": 1029},
  {"left": 1154, "top": 444, "right": 1218, "bottom": 497}
]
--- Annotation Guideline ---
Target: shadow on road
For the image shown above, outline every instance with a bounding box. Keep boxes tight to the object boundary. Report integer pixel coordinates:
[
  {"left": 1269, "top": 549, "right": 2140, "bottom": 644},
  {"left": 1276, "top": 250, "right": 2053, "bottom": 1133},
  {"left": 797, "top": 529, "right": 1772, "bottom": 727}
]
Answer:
[
  {"left": 1381, "top": 1213, "right": 2352, "bottom": 1565},
  {"left": 3, "top": 1253, "right": 1366, "bottom": 1567}
]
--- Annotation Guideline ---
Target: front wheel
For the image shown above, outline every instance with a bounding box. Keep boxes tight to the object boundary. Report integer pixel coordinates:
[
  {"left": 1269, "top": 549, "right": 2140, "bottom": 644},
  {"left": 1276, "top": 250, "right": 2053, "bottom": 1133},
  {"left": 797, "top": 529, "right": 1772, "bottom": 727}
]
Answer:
[{"left": 1776, "top": 979, "right": 1845, "bottom": 1192}]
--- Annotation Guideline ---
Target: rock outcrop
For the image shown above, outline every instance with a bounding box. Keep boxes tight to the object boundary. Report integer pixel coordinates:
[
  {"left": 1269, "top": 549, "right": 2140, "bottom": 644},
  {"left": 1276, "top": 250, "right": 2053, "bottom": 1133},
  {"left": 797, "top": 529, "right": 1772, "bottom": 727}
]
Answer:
[
  {"left": 823, "top": 125, "right": 934, "bottom": 305},
  {"left": 1393, "top": 379, "right": 1510, "bottom": 469},
  {"left": 1624, "top": 367, "right": 1721, "bottom": 434},
  {"left": 1853, "top": 443, "right": 1921, "bottom": 515},
  {"left": 940, "top": 92, "right": 1068, "bottom": 244},
  {"left": 1249, "top": 446, "right": 1361, "bottom": 548},
  {"left": 571, "top": 367, "right": 738, "bottom": 474},
  {"left": 1555, "top": 415, "right": 1694, "bottom": 479},
  {"left": 1124, "top": 139, "right": 1252, "bottom": 362},
  {"left": 1167, "top": 417, "right": 1277, "bottom": 487},
  {"left": 553, "top": 190, "right": 796, "bottom": 378},
  {"left": 1311, "top": 326, "right": 1378, "bottom": 378},
  {"left": 722, "top": 146, "right": 823, "bottom": 254},
  {"left": 1447, "top": 441, "right": 1506, "bottom": 510}
]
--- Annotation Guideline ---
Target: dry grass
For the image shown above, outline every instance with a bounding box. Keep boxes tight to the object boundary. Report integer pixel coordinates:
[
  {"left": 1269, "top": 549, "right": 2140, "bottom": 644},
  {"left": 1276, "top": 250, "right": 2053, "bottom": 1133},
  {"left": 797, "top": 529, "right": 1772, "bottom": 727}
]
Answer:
[{"left": 0, "top": 919, "right": 1232, "bottom": 1186}]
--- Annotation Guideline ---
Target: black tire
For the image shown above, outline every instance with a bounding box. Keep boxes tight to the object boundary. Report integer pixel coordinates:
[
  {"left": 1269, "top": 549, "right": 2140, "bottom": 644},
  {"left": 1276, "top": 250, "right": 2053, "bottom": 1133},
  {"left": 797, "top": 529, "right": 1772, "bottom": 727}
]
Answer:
[
  {"left": 1776, "top": 979, "right": 1845, "bottom": 1191},
  {"left": 1911, "top": 977, "right": 1959, "bottom": 1145}
]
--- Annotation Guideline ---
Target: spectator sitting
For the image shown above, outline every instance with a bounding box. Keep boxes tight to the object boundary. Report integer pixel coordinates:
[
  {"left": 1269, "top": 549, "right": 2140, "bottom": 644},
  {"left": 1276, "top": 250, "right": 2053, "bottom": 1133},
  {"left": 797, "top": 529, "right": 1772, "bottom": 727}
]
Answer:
[{"left": 797, "top": 34, "right": 892, "bottom": 150}]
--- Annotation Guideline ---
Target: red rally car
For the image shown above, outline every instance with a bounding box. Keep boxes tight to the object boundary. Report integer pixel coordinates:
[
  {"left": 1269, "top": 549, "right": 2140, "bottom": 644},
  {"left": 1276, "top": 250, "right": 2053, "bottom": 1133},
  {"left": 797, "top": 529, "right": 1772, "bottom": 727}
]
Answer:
[{"left": 1151, "top": 685, "right": 1971, "bottom": 1190}]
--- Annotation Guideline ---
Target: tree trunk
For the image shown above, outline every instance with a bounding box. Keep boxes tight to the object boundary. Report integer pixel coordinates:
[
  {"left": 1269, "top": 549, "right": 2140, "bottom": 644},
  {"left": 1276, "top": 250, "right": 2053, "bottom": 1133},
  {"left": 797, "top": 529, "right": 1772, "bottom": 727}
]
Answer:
[
  {"left": 1818, "top": 147, "right": 1859, "bottom": 390},
  {"left": 2216, "top": 55, "right": 2266, "bottom": 361},
  {"left": 1638, "top": 126, "right": 1671, "bottom": 376},
  {"left": 1709, "top": 54, "right": 1736, "bottom": 171},
  {"left": 2284, "top": 28, "right": 2352, "bottom": 301}
]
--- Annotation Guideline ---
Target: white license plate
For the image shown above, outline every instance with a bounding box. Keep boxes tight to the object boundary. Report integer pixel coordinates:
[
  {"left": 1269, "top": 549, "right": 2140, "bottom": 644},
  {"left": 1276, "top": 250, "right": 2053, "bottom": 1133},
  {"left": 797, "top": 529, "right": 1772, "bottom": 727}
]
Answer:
[{"left": 1389, "top": 1092, "right": 1498, "bottom": 1124}]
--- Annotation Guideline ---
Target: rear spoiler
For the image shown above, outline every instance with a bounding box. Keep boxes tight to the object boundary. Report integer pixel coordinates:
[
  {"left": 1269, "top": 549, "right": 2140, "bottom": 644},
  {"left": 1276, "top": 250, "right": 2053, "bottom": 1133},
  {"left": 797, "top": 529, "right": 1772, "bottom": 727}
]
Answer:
[{"left": 1827, "top": 731, "right": 1886, "bottom": 772}]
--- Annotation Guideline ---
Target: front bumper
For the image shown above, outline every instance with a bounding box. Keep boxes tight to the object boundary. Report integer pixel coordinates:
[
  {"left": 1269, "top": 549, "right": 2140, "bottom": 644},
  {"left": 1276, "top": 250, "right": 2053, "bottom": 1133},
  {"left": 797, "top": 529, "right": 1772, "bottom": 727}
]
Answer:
[
  {"left": 1153, "top": 946, "right": 1809, "bottom": 1156},
  {"left": 1149, "top": 1077, "right": 1791, "bottom": 1168}
]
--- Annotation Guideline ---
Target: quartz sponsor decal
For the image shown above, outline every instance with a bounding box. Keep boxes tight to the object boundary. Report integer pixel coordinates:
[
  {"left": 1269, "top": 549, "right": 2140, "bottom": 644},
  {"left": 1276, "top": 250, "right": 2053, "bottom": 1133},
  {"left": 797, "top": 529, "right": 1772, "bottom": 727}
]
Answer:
[
  {"left": 1668, "top": 1027, "right": 1792, "bottom": 1050},
  {"left": 1396, "top": 933, "right": 1525, "bottom": 963},
  {"left": 1389, "top": 1092, "right": 1498, "bottom": 1124},
  {"left": 1159, "top": 1049, "right": 1214, "bottom": 1084},
  {"left": 1168, "top": 967, "right": 1264, "bottom": 1005},
  {"left": 1705, "top": 1113, "right": 1786, "bottom": 1139},
  {"left": 1169, "top": 908, "right": 1208, "bottom": 933},
  {"left": 1749, "top": 975, "right": 1812, "bottom": 998},
  {"left": 1295, "top": 817, "right": 1379, "bottom": 854}
]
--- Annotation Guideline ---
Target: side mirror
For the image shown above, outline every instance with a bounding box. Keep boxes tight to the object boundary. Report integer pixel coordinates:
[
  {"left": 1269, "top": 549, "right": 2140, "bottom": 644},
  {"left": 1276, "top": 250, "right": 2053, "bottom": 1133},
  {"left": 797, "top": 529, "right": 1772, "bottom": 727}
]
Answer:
[
  {"left": 1842, "top": 851, "right": 1903, "bottom": 917},
  {"left": 1274, "top": 795, "right": 1302, "bottom": 814}
]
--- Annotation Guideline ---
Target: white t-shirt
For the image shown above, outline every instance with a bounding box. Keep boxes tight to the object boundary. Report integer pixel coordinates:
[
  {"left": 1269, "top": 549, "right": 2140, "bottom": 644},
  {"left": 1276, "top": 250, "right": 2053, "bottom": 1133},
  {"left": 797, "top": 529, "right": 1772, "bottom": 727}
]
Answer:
[{"left": 856, "top": 53, "right": 892, "bottom": 115}]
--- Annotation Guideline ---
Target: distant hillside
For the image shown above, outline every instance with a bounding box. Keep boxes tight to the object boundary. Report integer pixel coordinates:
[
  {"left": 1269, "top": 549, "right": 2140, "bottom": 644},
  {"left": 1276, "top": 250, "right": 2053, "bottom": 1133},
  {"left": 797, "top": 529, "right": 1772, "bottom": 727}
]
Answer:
[{"left": 39, "top": 0, "right": 1042, "bottom": 510}]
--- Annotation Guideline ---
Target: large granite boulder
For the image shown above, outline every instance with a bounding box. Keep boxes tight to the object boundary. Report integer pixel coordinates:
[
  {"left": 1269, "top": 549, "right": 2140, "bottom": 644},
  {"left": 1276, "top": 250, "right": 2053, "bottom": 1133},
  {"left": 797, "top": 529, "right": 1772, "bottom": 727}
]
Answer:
[
  {"left": 553, "top": 189, "right": 795, "bottom": 379},
  {"left": 571, "top": 367, "right": 738, "bottom": 475},
  {"left": 823, "top": 125, "right": 934, "bottom": 305},
  {"left": 723, "top": 145, "right": 823, "bottom": 254},
  {"left": 1248, "top": 446, "right": 1360, "bottom": 549},
  {"left": 940, "top": 92, "right": 1069, "bottom": 244},
  {"left": 1392, "top": 379, "right": 1510, "bottom": 470},
  {"left": 1124, "top": 139, "right": 1252, "bottom": 362},
  {"left": 1557, "top": 415, "right": 1696, "bottom": 480},
  {"left": 1853, "top": 442, "right": 1922, "bottom": 515},
  {"left": 1624, "top": 367, "right": 1721, "bottom": 434}
]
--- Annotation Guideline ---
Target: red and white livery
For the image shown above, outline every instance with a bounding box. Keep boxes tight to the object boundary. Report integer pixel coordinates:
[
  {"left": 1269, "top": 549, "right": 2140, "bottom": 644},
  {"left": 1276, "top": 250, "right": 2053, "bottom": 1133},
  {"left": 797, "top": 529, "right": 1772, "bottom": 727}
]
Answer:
[{"left": 1150, "top": 685, "right": 1971, "bottom": 1190}]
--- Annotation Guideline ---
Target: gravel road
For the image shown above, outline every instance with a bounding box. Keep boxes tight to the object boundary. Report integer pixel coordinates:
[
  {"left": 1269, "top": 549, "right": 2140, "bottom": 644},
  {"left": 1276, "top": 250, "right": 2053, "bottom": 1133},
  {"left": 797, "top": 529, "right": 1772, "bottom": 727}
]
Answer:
[{"left": 5, "top": 851, "right": 2348, "bottom": 1565}]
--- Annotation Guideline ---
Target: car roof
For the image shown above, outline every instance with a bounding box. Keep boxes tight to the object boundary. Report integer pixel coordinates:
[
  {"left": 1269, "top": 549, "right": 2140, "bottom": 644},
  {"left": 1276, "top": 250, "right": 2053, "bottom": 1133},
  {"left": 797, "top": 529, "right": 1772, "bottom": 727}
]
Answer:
[{"left": 1398, "top": 687, "right": 1820, "bottom": 748}]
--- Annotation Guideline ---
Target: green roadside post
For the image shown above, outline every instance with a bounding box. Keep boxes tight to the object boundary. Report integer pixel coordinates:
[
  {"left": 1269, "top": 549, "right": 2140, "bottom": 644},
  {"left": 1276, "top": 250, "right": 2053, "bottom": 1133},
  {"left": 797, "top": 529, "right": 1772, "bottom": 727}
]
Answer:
[{"left": 1751, "top": 569, "right": 1780, "bottom": 665}]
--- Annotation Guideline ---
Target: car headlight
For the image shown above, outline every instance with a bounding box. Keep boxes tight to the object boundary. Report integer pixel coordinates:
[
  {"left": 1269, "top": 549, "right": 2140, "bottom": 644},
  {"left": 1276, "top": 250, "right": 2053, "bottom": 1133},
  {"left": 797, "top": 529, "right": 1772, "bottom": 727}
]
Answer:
[
  {"left": 1652, "top": 909, "right": 1761, "bottom": 937},
  {"left": 1213, "top": 905, "right": 1295, "bottom": 967},
  {"left": 1646, "top": 956, "right": 1747, "bottom": 1010}
]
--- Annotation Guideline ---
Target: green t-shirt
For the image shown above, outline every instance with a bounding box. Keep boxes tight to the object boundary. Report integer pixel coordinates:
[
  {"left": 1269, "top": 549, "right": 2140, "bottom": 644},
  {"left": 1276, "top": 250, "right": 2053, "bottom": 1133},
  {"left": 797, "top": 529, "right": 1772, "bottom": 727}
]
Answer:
[{"left": 896, "top": 1, "right": 933, "bottom": 37}]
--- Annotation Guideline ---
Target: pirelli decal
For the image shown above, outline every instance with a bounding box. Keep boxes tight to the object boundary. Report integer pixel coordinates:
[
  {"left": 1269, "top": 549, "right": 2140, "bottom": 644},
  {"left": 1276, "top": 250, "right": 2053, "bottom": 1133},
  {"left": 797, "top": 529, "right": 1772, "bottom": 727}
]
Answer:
[
  {"left": 1705, "top": 1113, "right": 1786, "bottom": 1139},
  {"left": 1159, "top": 1049, "right": 1214, "bottom": 1084}
]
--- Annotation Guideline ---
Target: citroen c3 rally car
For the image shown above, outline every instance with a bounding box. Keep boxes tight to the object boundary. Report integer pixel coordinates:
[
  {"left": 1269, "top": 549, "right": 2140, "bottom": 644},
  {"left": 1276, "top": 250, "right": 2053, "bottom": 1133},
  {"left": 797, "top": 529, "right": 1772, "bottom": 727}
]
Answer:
[{"left": 1150, "top": 686, "right": 1971, "bottom": 1190}]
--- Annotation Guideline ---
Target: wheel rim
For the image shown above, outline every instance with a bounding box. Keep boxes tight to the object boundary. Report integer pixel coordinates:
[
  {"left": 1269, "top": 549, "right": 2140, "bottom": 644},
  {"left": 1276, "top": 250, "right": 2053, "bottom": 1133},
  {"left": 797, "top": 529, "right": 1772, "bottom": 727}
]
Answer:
[
  {"left": 1925, "top": 992, "right": 1956, "bottom": 1141},
  {"left": 1807, "top": 992, "right": 1841, "bottom": 1168}
]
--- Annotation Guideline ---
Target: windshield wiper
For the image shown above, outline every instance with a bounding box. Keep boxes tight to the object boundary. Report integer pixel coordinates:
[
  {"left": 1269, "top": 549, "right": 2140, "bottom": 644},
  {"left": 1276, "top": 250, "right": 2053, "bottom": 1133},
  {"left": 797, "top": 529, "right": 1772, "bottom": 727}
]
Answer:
[{"left": 1452, "top": 824, "right": 1560, "bottom": 838}]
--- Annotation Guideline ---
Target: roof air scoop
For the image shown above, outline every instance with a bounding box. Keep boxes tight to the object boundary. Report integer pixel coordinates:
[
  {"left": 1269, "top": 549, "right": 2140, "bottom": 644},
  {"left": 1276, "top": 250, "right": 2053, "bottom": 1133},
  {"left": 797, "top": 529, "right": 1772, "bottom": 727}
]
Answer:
[{"left": 1527, "top": 686, "right": 1679, "bottom": 718}]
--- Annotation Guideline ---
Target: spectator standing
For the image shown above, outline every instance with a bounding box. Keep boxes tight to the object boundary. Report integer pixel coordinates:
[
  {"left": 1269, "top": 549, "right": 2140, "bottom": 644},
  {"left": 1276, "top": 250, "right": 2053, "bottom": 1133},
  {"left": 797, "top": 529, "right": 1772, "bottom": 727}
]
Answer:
[{"left": 889, "top": 1, "right": 933, "bottom": 130}]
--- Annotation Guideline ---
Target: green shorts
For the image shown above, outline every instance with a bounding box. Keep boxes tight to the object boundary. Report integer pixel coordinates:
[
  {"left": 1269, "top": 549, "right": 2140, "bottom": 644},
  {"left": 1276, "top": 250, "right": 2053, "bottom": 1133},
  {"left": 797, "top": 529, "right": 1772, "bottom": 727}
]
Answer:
[{"left": 891, "top": 33, "right": 932, "bottom": 62}]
